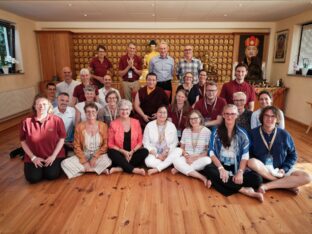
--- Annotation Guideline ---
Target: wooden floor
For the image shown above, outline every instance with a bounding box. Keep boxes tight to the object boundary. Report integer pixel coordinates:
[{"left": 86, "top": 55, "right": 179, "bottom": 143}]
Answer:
[{"left": 0, "top": 120, "right": 312, "bottom": 234}]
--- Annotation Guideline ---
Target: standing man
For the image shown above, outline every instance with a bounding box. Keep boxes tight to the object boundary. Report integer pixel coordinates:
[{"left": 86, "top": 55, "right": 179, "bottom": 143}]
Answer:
[
  {"left": 89, "top": 44, "right": 113, "bottom": 89},
  {"left": 149, "top": 41, "right": 174, "bottom": 101},
  {"left": 56, "top": 67, "right": 80, "bottom": 104},
  {"left": 53, "top": 92, "right": 76, "bottom": 154},
  {"left": 220, "top": 63, "right": 256, "bottom": 111},
  {"left": 176, "top": 45, "right": 203, "bottom": 84},
  {"left": 194, "top": 81, "right": 226, "bottom": 128},
  {"left": 118, "top": 42, "right": 143, "bottom": 101}
]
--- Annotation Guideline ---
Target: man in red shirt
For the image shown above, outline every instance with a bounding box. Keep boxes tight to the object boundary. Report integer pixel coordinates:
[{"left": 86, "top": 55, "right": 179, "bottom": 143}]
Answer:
[
  {"left": 220, "top": 63, "right": 256, "bottom": 111},
  {"left": 89, "top": 45, "right": 113, "bottom": 89},
  {"left": 118, "top": 42, "right": 143, "bottom": 101},
  {"left": 194, "top": 81, "right": 226, "bottom": 128}
]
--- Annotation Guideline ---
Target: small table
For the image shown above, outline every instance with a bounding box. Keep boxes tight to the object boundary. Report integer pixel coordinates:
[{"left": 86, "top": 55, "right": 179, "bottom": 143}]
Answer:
[{"left": 306, "top": 101, "right": 312, "bottom": 134}]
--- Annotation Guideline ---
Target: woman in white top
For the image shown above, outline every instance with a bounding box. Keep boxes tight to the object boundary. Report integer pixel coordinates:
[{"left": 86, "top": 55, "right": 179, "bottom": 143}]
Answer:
[
  {"left": 75, "top": 85, "right": 102, "bottom": 126},
  {"left": 251, "top": 90, "right": 285, "bottom": 129},
  {"left": 143, "top": 105, "right": 182, "bottom": 175},
  {"left": 172, "top": 110, "right": 212, "bottom": 187}
]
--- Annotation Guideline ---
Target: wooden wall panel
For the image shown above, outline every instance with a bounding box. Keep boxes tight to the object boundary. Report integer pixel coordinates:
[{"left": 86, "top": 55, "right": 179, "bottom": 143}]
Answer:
[{"left": 72, "top": 33, "right": 235, "bottom": 82}]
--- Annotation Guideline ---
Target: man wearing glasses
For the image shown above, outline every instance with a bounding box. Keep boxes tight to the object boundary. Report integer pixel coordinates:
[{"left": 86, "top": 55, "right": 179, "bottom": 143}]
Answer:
[
  {"left": 194, "top": 81, "right": 226, "bottom": 128},
  {"left": 176, "top": 45, "right": 203, "bottom": 84}
]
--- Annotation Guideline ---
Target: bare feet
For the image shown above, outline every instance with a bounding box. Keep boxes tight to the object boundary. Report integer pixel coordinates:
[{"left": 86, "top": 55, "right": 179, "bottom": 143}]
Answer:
[
  {"left": 206, "top": 180, "right": 212, "bottom": 188},
  {"left": 171, "top": 168, "right": 178, "bottom": 175},
  {"left": 286, "top": 187, "right": 300, "bottom": 195},
  {"left": 240, "top": 187, "right": 264, "bottom": 202},
  {"left": 147, "top": 168, "right": 159, "bottom": 176},
  {"left": 104, "top": 169, "right": 110, "bottom": 175},
  {"left": 258, "top": 185, "right": 266, "bottom": 194},
  {"left": 110, "top": 167, "right": 123, "bottom": 174},
  {"left": 133, "top": 168, "right": 146, "bottom": 176}
]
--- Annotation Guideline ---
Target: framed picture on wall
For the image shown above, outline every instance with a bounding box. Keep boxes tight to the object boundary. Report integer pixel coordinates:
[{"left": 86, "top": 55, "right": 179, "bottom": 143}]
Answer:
[
  {"left": 238, "top": 34, "right": 265, "bottom": 66},
  {"left": 273, "top": 29, "right": 288, "bottom": 63}
]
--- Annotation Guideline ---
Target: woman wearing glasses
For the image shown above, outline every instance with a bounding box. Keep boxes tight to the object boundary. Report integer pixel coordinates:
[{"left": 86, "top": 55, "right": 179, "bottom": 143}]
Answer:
[
  {"left": 98, "top": 90, "right": 120, "bottom": 126},
  {"left": 233, "top": 92, "right": 252, "bottom": 133},
  {"left": 248, "top": 106, "right": 311, "bottom": 194},
  {"left": 202, "top": 104, "right": 264, "bottom": 202},
  {"left": 172, "top": 110, "right": 212, "bottom": 187},
  {"left": 143, "top": 105, "right": 182, "bottom": 175}
]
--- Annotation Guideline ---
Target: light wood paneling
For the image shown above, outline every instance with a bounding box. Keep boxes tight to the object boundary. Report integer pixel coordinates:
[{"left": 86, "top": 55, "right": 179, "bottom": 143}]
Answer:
[{"left": 0, "top": 119, "right": 311, "bottom": 233}]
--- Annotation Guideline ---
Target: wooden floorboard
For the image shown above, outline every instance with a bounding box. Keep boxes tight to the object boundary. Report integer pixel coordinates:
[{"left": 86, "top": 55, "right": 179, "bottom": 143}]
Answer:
[{"left": 0, "top": 121, "right": 311, "bottom": 234}]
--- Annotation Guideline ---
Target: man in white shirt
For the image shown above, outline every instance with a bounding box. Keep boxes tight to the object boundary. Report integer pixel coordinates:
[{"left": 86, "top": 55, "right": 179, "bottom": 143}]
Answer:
[
  {"left": 53, "top": 92, "right": 76, "bottom": 155},
  {"left": 98, "top": 74, "right": 121, "bottom": 106},
  {"left": 56, "top": 67, "right": 80, "bottom": 105}
]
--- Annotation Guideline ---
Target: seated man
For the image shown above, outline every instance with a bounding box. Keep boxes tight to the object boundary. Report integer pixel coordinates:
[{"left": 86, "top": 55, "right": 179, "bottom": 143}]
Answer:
[
  {"left": 248, "top": 106, "right": 311, "bottom": 195},
  {"left": 53, "top": 92, "right": 76, "bottom": 155},
  {"left": 46, "top": 82, "right": 58, "bottom": 108},
  {"left": 194, "top": 81, "right": 226, "bottom": 128},
  {"left": 134, "top": 72, "right": 169, "bottom": 129},
  {"left": 98, "top": 74, "right": 121, "bottom": 106}
]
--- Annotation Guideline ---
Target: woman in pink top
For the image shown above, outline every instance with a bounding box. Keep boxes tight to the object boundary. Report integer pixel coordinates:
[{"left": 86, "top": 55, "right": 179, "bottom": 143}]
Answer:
[{"left": 108, "top": 99, "right": 148, "bottom": 175}]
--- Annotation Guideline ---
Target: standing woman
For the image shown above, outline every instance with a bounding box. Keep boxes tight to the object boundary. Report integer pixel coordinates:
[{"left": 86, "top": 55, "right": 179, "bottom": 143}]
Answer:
[
  {"left": 98, "top": 90, "right": 120, "bottom": 126},
  {"left": 61, "top": 102, "right": 112, "bottom": 179},
  {"left": 202, "top": 104, "right": 264, "bottom": 202},
  {"left": 176, "top": 72, "right": 200, "bottom": 107},
  {"left": 168, "top": 89, "right": 191, "bottom": 139},
  {"left": 108, "top": 99, "right": 148, "bottom": 175},
  {"left": 251, "top": 90, "right": 285, "bottom": 129},
  {"left": 20, "top": 94, "right": 66, "bottom": 183},
  {"left": 75, "top": 85, "right": 102, "bottom": 125},
  {"left": 89, "top": 44, "right": 113, "bottom": 89},
  {"left": 143, "top": 106, "right": 182, "bottom": 175},
  {"left": 172, "top": 110, "right": 212, "bottom": 187}
]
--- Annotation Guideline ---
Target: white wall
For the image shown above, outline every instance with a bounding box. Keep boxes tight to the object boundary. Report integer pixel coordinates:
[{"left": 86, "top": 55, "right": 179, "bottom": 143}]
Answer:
[
  {"left": 0, "top": 9, "right": 41, "bottom": 93},
  {"left": 270, "top": 10, "right": 312, "bottom": 125}
]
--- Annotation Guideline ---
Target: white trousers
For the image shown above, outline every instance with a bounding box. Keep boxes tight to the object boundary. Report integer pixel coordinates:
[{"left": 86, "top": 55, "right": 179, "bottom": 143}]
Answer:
[
  {"left": 145, "top": 148, "right": 182, "bottom": 172},
  {"left": 61, "top": 154, "right": 112, "bottom": 179},
  {"left": 173, "top": 156, "right": 211, "bottom": 175}
]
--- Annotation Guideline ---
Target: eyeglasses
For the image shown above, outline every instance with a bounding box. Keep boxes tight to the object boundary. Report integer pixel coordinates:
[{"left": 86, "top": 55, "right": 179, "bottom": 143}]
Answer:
[
  {"left": 206, "top": 89, "right": 217, "bottom": 92},
  {"left": 184, "top": 49, "right": 192, "bottom": 51},
  {"left": 157, "top": 111, "right": 167, "bottom": 114},
  {"left": 233, "top": 99, "right": 245, "bottom": 102},
  {"left": 86, "top": 110, "right": 97, "bottom": 114},
  {"left": 264, "top": 114, "right": 276, "bottom": 119},
  {"left": 190, "top": 117, "right": 200, "bottom": 120},
  {"left": 120, "top": 108, "right": 130, "bottom": 111},
  {"left": 224, "top": 113, "right": 237, "bottom": 116}
]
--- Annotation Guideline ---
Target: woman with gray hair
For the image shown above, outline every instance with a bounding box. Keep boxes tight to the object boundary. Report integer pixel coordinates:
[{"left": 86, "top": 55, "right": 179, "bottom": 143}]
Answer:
[
  {"left": 233, "top": 91, "right": 252, "bottom": 132},
  {"left": 108, "top": 99, "right": 149, "bottom": 175}
]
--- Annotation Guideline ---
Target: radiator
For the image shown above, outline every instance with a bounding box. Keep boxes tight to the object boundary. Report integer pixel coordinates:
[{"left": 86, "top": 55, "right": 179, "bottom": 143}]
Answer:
[{"left": 0, "top": 87, "right": 36, "bottom": 121}]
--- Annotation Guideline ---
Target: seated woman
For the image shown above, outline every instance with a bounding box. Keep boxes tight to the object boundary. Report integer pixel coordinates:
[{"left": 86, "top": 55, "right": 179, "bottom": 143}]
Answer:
[
  {"left": 143, "top": 106, "right": 182, "bottom": 175},
  {"left": 251, "top": 90, "right": 285, "bottom": 129},
  {"left": 108, "top": 99, "right": 148, "bottom": 175},
  {"left": 176, "top": 72, "right": 200, "bottom": 107},
  {"left": 248, "top": 106, "right": 311, "bottom": 194},
  {"left": 233, "top": 92, "right": 252, "bottom": 133},
  {"left": 172, "top": 110, "right": 212, "bottom": 187},
  {"left": 20, "top": 94, "right": 66, "bottom": 183},
  {"left": 98, "top": 90, "right": 120, "bottom": 126},
  {"left": 168, "top": 89, "right": 192, "bottom": 139},
  {"left": 61, "top": 102, "right": 112, "bottom": 179},
  {"left": 202, "top": 104, "right": 264, "bottom": 202},
  {"left": 134, "top": 72, "right": 169, "bottom": 129},
  {"left": 75, "top": 85, "right": 102, "bottom": 125}
]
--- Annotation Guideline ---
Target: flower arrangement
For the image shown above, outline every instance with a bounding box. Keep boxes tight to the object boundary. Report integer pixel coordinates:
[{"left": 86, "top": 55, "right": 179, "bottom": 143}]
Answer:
[{"left": 2, "top": 55, "right": 19, "bottom": 66}]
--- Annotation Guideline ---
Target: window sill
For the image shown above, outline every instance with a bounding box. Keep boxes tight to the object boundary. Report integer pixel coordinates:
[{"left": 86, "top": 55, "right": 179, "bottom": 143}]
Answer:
[
  {"left": 287, "top": 74, "right": 312, "bottom": 78},
  {"left": 0, "top": 72, "right": 25, "bottom": 77}
]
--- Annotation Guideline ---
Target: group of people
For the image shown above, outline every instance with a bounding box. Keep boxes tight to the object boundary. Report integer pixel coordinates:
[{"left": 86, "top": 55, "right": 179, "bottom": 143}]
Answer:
[{"left": 19, "top": 42, "right": 311, "bottom": 203}]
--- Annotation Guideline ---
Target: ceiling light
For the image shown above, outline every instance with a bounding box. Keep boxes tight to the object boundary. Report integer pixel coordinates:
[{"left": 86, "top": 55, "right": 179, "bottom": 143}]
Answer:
[
  {"left": 68, "top": 3, "right": 72, "bottom": 7},
  {"left": 152, "top": 14, "right": 155, "bottom": 17},
  {"left": 84, "top": 14, "right": 87, "bottom": 17},
  {"left": 224, "top": 14, "right": 228, "bottom": 17},
  {"left": 239, "top": 3, "right": 242, "bottom": 7}
]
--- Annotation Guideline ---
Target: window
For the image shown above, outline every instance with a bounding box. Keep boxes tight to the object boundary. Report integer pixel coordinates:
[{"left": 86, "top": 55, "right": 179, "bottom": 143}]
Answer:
[
  {"left": 0, "top": 20, "right": 15, "bottom": 73},
  {"left": 298, "top": 22, "right": 312, "bottom": 70}
]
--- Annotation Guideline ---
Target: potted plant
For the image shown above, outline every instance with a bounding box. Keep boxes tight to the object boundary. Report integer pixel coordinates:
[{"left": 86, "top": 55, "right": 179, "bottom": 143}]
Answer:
[{"left": 1, "top": 55, "right": 18, "bottom": 74}]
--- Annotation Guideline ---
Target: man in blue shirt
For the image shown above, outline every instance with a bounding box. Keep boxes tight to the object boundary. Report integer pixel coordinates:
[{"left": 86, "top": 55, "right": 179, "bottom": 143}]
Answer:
[{"left": 248, "top": 106, "right": 311, "bottom": 194}]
